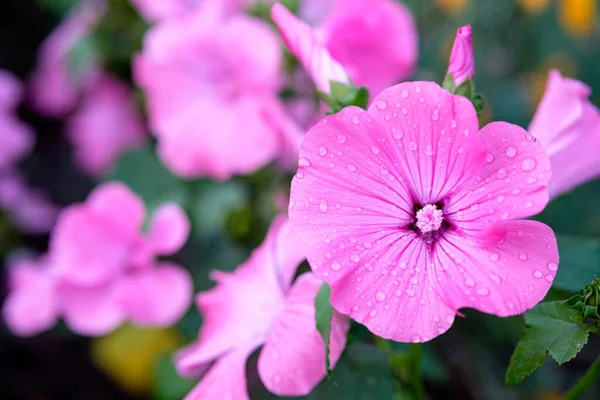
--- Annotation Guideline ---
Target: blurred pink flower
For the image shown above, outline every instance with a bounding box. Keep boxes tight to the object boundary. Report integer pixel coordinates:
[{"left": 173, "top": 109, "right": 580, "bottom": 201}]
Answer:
[
  {"left": 134, "top": 3, "right": 300, "bottom": 179},
  {"left": 289, "top": 82, "right": 559, "bottom": 342},
  {"left": 176, "top": 216, "right": 349, "bottom": 399},
  {"left": 2, "top": 254, "right": 59, "bottom": 337},
  {"left": 35, "top": 182, "right": 193, "bottom": 336},
  {"left": 274, "top": 0, "right": 417, "bottom": 97},
  {"left": 447, "top": 25, "right": 474, "bottom": 87},
  {"left": 129, "top": 0, "right": 200, "bottom": 21},
  {"left": 66, "top": 74, "right": 146, "bottom": 175},
  {"left": 28, "top": 0, "right": 106, "bottom": 117},
  {"left": 0, "top": 71, "right": 35, "bottom": 169},
  {"left": 529, "top": 69, "right": 600, "bottom": 198}
]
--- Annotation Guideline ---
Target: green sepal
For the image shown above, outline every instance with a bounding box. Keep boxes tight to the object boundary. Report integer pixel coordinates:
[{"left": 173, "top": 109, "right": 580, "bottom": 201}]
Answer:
[{"left": 321, "top": 80, "right": 370, "bottom": 114}]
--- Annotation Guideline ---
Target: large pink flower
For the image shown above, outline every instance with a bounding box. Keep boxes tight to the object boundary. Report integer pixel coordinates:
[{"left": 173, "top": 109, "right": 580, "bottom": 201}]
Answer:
[
  {"left": 289, "top": 82, "right": 559, "bottom": 342},
  {"left": 134, "top": 3, "right": 299, "bottom": 179},
  {"left": 66, "top": 74, "right": 146, "bottom": 175},
  {"left": 273, "top": 0, "right": 417, "bottom": 97},
  {"left": 42, "top": 182, "right": 193, "bottom": 336},
  {"left": 176, "top": 216, "right": 349, "bottom": 399},
  {"left": 528, "top": 69, "right": 600, "bottom": 198},
  {"left": 27, "top": 0, "right": 105, "bottom": 117}
]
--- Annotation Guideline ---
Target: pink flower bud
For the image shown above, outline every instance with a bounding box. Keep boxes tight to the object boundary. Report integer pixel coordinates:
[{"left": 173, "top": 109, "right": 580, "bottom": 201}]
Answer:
[{"left": 447, "top": 25, "right": 474, "bottom": 87}]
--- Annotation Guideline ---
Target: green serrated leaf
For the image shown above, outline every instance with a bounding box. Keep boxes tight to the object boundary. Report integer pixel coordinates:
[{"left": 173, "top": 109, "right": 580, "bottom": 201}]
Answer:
[
  {"left": 553, "top": 235, "right": 600, "bottom": 293},
  {"left": 315, "top": 282, "right": 334, "bottom": 377},
  {"left": 505, "top": 301, "right": 594, "bottom": 387}
]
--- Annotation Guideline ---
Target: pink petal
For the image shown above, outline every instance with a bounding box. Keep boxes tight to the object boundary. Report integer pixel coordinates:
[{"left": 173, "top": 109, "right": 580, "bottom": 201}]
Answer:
[
  {"left": 271, "top": 3, "right": 351, "bottom": 94},
  {"left": 87, "top": 182, "right": 146, "bottom": 237},
  {"left": 434, "top": 220, "right": 559, "bottom": 316},
  {"left": 177, "top": 215, "right": 301, "bottom": 374},
  {"left": 0, "top": 114, "right": 35, "bottom": 169},
  {"left": 129, "top": 0, "right": 196, "bottom": 22},
  {"left": 444, "top": 122, "right": 551, "bottom": 231},
  {"left": 367, "top": 82, "right": 486, "bottom": 204},
  {"left": 2, "top": 259, "right": 58, "bottom": 337},
  {"left": 0, "top": 69, "right": 23, "bottom": 109},
  {"left": 118, "top": 263, "right": 193, "bottom": 326},
  {"left": 147, "top": 203, "right": 191, "bottom": 255},
  {"left": 447, "top": 25, "right": 474, "bottom": 87},
  {"left": 183, "top": 339, "right": 261, "bottom": 400},
  {"left": 322, "top": 0, "right": 418, "bottom": 96},
  {"left": 57, "top": 280, "right": 125, "bottom": 336},
  {"left": 50, "top": 205, "right": 132, "bottom": 285},
  {"left": 258, "top": 273, "right": 349, "bottom": 396}
]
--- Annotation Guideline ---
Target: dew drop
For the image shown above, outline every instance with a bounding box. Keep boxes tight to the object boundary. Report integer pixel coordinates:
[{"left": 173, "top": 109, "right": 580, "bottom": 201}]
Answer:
[
  {"left": 401, "top": 89, "right": 409, "bottom": 98},
  {"left": 319, "top": 147, "right": 328, "bottom": 156},
  {"left": 489, "top": 253, "right": 500, "bottom": 262},
  {"left": 351, "top": 116, "right": 360, "bottom": 124},
  {"left": 415, "top": 86, "right": 422, "bottom": 93},
  {"left": 450, "top": 120, "right": 457, "bottom": 128},
  {"left": 545, "top": 274, "right": 554, "bottom": 282},
  {"left": 401, "top": 107, "right": 408, "bottom": 115},
  {"left": 331, "top": 262, "right": 341, "bottom": 271},
  {"left": 371, "top": 145, "right": 380, "bottom": 155},
  {"left": 476, "top": 287, "right": 490, "bottom": 297},
  {"left": 521, "top": 157, "right": 537, "bottom": 171},
  {"left": 411, "top": 334, "right": 422, "bottom": 343},
  {"left": 465, "top": 278, "right": 475, "bottom": 288},
  {"left": 347, "top": 163, "right": 357, "bottom": 172},
  {"left": 319, "top": 200, "right": 328, "bottom": 212},
  {"left": 351, "top": 254, "right": 360, "bottom": 263},
  {"left": 337, "top": 135, "right": 347, "bottom": 144},
  {"left": 532, "top": 270, "right": 543, "bottom": 279},
  {"left": 497, "top": 168, "right": 508, "bottom": 179},
  {"left": 547, "top": 261, "right": 558, "bottom": 271},
  {"left": 486, "top": 153, "right": 494, "bottom": 163},
  {"left": 489, "top": 274, "right": 501, "bottom": 285},
  {"left": 445, "top": 314, "right": 454, "bottom": 324},
  {"left": 409, "top": 142, "right": 418, "bottom": 151},
  {"left": 352, "top": 305, "right": 359, "bottom": 311},
  {"left": 375, "top": 100, "right": 388, "bottom": 110},
  {"left": 505, "top": 146, "right": 517, "bottom": 158},
  {"left": 369, "top": 309, "right": 379, "bottom": 318},
  {"left": 432, "top": 110, "right": 439, "bottom": 121},
  {"left": 393, "top": 129, "right": 404, "bottom": 139},
  {"left": 406, "top": 288, "right": 415, "bottom": 297},
  {"left": 518, "top": 253, "right": 528, "bottom": 261},
  {"left": 298, "top": 156, "right": 311, "bottom": 167}
]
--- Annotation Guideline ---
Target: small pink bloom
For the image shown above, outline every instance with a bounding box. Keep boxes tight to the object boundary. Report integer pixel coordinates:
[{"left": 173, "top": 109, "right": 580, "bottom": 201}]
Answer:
[
  {"left": 176, "top": 216, "right": 349, "bottom": 398},
  {"left": 272, "top": 3, "right": 351, "bottom": 94},
  {"left": 289, "top": 82, "right": 559, "bottom": 342},
  {"left": 129, "top": 0, "right": 200, "bottom": 22},
  {"left": 2, "top": 254, "right": 58, "bottom": 337},
  {"left": 28, "top": 0, "right": 106, "bottom": 117},
  {"left": 529, "top": 70, "right": 600, "bottom": 198},
  {"left": 447, "top": 25, "right": 474, "bottom": 87},
  {"left": 134, "top": 5, "right": 295, "bottom": 179},
  {"left": 0, "top": 70, "right": 35, "bottom": 170},
  {"left": 66, "top": 74, "right": 146, "bottom": 175}
]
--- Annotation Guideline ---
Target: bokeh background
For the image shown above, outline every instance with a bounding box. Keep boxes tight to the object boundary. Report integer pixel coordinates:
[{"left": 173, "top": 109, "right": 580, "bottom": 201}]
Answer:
[{"left": 1, "top": 0, "right": 600, "bottom": 399}]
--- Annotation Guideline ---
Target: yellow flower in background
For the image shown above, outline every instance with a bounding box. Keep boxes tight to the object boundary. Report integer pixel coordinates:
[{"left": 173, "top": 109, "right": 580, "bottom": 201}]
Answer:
[
  {"left": 559, "top": 0, "right": 597, "bottom": 37},
  {"left": 517, "top": 0, "right": 552, "bottom": 14},
  {"left": 91, "top": 324, "right": 183, "bottom": 395},
  {"left": 434, "top": 0, "right": 470, "bottom": 15}
]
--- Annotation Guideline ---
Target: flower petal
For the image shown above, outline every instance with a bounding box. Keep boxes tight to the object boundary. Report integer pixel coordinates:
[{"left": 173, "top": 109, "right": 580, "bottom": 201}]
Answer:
[
  {"left": 367, "top": 82, "right": 486, "bottom": 204},
  {"left": 183, "top": 340, "right": 261, "bottom": 400},
  {"left": 258, "top": 273, "right": 349, "bottom": 396},
  {"left": 445, "top": 122, "right": 550, "bottom": 230},
  {"left": 87, "top": 182, "right": 146, "bottom": 237},
  {"left": 58, "top": 281, "right": 125, "bottom": 336},
  {"left": 434, "top": 220, "right": 559, "bottom": 316},
  {"left": 118, "top": 263, "right": 193, "bottom": 327},
  {"left": 147, "top": 203, "right": 191, "bottom": 256}
]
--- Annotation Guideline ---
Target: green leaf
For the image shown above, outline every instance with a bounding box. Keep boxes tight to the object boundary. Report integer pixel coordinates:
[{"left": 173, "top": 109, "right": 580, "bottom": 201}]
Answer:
[
  {"left": 292, "top": 344, "right": 395, "bottom": 400},
  {"left": 315, "top": 282, "right": 334, "bottom": 376},
  {"left": 553, "top": 235, "right": 600, "bottom": 293},
  {"left": 505, "top": 301, "right": 594, "bottom": 387},
  {"left": 153, "top": 355, "right": 196, "bottom": 400}
]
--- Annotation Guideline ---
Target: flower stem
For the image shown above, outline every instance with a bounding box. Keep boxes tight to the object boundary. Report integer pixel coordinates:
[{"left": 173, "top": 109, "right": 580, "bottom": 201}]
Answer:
[
  {"left": 408, "top": 343, "right": 425, "bottom": 400},
  {"left": 563, "top": 354, "right": 600, "bottom": 400}
]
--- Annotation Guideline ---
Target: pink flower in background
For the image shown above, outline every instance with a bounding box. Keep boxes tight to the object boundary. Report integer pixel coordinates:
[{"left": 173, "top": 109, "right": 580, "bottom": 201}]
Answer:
[
  {"left": 529, "top": 69, "right": 600, "bottom": 198},
  {"left": 129, "top": 0, "right": 199, "bottom": 21},
  {"left": 2, "top": 254, "right": 58, "bottom": 337},
  {"left": 8, "top": 182, "right": 195, "bottom": 336},
  {"left": 28, "top": 0, "right": 106, "bottom": 117},
  {"left": 0, "top": 71, "right": 35, "bottom": 169},
  {"left": 177, "top": 216, "right": 349, "bottom": 399},
  {"left": 274, "top": 0, "right": 418, "bottom": 97},
  {"left": 289, "top": 82, "right": 559, "bottom": 342},
  {"left": 134, "top": 3, "right": 300, "bottom": 179},
  {"left": 66, "top": 75, "right": 146, "bottom": 175},
  {"left": 447, "top": 25, "right": 475, "bottom": 87}
]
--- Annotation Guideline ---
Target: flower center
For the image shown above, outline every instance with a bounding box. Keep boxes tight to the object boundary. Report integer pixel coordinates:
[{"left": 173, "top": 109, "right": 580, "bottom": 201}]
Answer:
[{"left": 415, "top": 204, "right": 444, "bottom": 233}]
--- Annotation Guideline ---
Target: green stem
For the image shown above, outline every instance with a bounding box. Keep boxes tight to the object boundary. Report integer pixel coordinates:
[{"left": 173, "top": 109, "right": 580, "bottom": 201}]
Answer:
[
  {"left": 563, "top": 354, "right": 600, "bottom": 400},
  {"left": 408, "top": 343, "right": 425, "bottom": 400}
]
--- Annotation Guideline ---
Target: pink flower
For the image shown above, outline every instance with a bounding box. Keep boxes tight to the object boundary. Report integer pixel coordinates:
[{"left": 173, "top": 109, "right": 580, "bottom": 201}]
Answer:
[
  {"left": 129, "top": 0, "right": 200, "bottom": 22},
  {"left": 46, "top": 182, "right": 192, "bottom": 336},
  {"left": 66, "top": 74, "right": 146, "bottom": 175},
  {"left": 2, "top": 254, "right": 58, "bottom": 337},
  {"left": 134, "top": 4, "right": 298, "bottom": 179},
  {"left": 528, "top": 70, "right": 600, "bottom": 198},
  {"left": 28, "top": 0, "right": 106, "bottom": 117},
  {"left": 273, "top": 0, "right": 418, "bottom": 97},
  {"left": 176, "top": 216, "right": 349, "bottom": 399},
  {"left": 289, "top": 82, "right": 559, "bottom": 343},
  {"left": 447, "top": 25, "right": 474, "bottom": 87},
  {"left": 0, "top": 71, "right": 35, "bottom": 169}
]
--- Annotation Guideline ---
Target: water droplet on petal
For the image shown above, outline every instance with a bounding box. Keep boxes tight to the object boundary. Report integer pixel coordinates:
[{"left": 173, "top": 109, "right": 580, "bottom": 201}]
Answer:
[
  {"left": 521, "top": 157, "right": 537, "bottom": 171},
  {"left": 489, "top": 253, "right": 500, "bottom": 262},
  {"left": 319, "top": 147, "right": 328, "bottom": 156},
  {"left": 476, "top": 287, "right": 490, "bottom": 297},
  {"left": 547, "top": 261, "right": 558, "bottom": 271},
  {"left": 445, "top": 314, "right": 454, "bottom": 324},
  {"left": 406, "top": 288, "right": 415, "bottom": 297},
  {"left": 351, "top": 116, "right": 360, "bottom": 124},
  {"left": 369, "top": 309, "right": 378, "bottom": 317},
  {"left": 465, "top": 278, "right": 475, "bottom": 288},
  {"left": 371, "top": 146, "right": 380, "bottom": 155},
  {"left": 505, "top": 146, "right": 517, "bottom": 158},
  {"left": 347, "top": 163, "right": 357, "bottom": 172},
  {"left": 337, "top": 135, "right": 347, "bottom": 144},
  {"left": 319, "top": 200, "right": 328, "bottom": 212},
  {"left": 497, "top": 168, "right": 508, "bottom": 179},
  {"left": 545, "top": 274, "right": 554, "bottom": 282},
  {"left": 401, "top": 107, "right": 408, "bottom": 115},
  {"left": 375, "top": 291, "right": 386, "bottom": 302},
  {"left": 298, "top": 156, "right": 311, "bottom": 167},
  {"left": 375, "top": 100, "right": 387, "bottom": 110},
  {"left": 415, "top": 86, "right": 422, "bottom": 93},
  {"left": 486, "top": 153, "right": 494, "bottom": 163},
  {"left": 393, "top": 129, "right": 404, "bottom": 139},
  {"left": 489, "top": 274, "right": 501, "bottom": 285},
  {"left": 401, "top": 89, "right": 409, "bottom": 98},
  {"left": 331, "top": 263, "right": 341, "bottom": 271},
  {"left": 518, "top": 253, "right": 528, "bottom": 261},
  {"left": 350, "top": 254, "right": 360, "bottom": 263},
  {"left": 450, "top": 120, "right": 457, "bottom": 128},
  {"left": 533, "top": 270, "right": 543, "bottom": 279},
  {"left": 411, "top": 334, "right": 422, "bottom": 343},
  {"left": 409, "top": 142, "right": 417, "bottom": 151}
]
